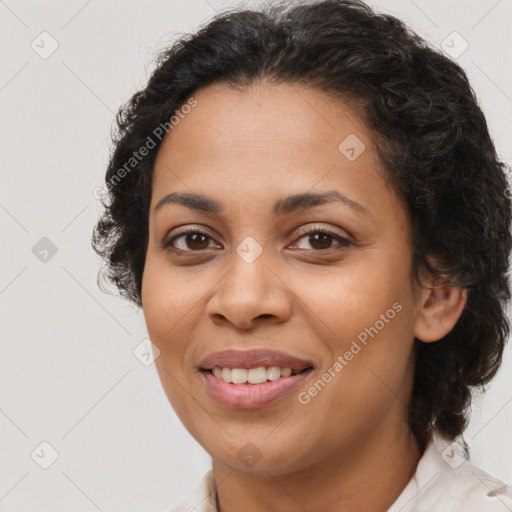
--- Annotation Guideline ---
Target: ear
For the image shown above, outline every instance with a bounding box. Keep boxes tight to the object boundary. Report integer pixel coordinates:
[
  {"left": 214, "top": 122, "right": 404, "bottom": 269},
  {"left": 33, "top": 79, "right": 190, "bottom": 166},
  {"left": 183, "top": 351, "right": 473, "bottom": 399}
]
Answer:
[{"left": 414, "top": 275, "right": 468, "bottom": 343}]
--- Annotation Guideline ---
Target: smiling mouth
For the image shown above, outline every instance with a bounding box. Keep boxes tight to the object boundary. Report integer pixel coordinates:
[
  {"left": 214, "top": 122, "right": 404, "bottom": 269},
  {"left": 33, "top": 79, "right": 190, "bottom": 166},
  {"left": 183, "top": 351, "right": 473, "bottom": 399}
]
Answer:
[{"left": 202, "top": 366, "right": 314, "bottom": 385}]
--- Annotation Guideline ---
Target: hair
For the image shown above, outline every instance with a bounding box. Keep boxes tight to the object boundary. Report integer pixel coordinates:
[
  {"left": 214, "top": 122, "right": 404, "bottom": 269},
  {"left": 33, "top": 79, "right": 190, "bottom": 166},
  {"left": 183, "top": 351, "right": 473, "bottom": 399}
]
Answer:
[{"left": 92, "top": 0, "right": 512, "bottom": 453}]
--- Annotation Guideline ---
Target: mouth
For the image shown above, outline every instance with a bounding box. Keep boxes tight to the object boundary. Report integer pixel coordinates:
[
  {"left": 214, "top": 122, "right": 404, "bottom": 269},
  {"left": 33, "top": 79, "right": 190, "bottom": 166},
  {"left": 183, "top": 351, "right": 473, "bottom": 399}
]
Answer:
[
  {"left": 202, "top": 365, "right": 313, "bottom": 384},
  {"left": 198, "top": 349, "right": 315, "bottom": 408}
]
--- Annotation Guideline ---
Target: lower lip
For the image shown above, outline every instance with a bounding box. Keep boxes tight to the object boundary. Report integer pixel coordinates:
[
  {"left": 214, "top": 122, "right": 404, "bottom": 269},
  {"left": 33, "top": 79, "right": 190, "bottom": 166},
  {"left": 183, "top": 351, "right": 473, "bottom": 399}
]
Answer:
[{"left": 201, "top": 369, "right": 313, "bottom": 409}]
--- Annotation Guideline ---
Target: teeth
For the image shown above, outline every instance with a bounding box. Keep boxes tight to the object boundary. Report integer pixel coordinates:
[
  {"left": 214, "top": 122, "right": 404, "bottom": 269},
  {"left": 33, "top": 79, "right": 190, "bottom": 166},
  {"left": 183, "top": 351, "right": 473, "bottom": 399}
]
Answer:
[
  {"left": 231, "top": 368, "right": 248, "bottom": 384},
  {"left": 267, "top": 366, "right": 281, "bottom": 381},
  {"left": 248, "top": 366, "right": 267, "bottom": 384},
  {"left": 210, "top": 366, "right": 300, "bottom": 384},
  {"left": 280, "top": 367, "right": 292, "bottom": 377},
  {"left": 221, "top": 368, "right": 231, "bottom": 383}
]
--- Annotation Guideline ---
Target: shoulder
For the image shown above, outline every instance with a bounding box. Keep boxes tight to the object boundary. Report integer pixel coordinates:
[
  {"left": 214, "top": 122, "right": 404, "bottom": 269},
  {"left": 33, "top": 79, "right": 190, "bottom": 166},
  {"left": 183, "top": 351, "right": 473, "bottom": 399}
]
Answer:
[
  {"left": 390, "top": 432, "right": 512, "bottom": 512},
  {"left": 431, "top": 455, "right": 512, "bottom": 511}
]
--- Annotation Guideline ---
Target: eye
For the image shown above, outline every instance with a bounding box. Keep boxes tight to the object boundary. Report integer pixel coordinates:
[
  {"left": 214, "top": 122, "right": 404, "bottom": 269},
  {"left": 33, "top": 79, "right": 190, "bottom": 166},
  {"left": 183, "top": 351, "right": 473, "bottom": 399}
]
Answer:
[
  {"left": 160, "top": 225, "right": 354, "bottom": 255},
  {"left": 161, "top": 228, "right": 219, "bottom": 253},
  {"left": 291, "top": 225, "right": 353, "bottom": 252}
]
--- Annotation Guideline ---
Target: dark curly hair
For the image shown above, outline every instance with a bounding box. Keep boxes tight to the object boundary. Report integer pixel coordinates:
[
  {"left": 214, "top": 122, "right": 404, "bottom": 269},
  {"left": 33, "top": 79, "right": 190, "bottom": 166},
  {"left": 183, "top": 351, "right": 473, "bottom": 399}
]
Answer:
[{"left": 92, "top": 0, "right": 512, "bottom": 452}]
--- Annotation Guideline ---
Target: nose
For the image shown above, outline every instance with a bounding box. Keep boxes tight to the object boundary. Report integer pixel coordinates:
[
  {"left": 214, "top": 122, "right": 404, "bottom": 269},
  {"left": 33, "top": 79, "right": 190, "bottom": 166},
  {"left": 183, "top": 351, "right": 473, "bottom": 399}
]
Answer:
[{"left": 206, "top": 252, "right": 292, "bottom": 330}]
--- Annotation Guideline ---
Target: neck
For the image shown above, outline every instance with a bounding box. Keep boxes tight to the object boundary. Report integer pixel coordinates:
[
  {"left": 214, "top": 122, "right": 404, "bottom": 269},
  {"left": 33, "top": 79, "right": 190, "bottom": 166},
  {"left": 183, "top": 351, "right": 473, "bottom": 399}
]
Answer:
[{"left": 211, "top": 419, "right": 423, "bottom": 512}]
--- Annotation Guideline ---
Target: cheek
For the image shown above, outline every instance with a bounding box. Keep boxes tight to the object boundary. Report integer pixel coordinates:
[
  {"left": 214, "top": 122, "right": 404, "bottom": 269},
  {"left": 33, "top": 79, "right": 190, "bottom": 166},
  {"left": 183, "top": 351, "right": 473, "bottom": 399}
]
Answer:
[
  {"left": 292, "top": 251, "right": 416, "bottom": 404},
  {"left": 296, "top": 253, "right": 413, "bottom": 345},
  {"left": 141, "top": 258, "right": 205, "bottom": 420},
  {"left": 141, "top": 254, "right": 201, "bottom": 353}
]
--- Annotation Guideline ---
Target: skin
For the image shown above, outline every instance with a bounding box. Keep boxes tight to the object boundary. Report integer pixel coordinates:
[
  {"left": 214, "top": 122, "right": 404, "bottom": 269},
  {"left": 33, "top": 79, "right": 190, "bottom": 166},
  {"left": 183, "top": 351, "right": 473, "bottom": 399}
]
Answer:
[{"left": 141, "top": 81, "right": 467, "bottom": 512}]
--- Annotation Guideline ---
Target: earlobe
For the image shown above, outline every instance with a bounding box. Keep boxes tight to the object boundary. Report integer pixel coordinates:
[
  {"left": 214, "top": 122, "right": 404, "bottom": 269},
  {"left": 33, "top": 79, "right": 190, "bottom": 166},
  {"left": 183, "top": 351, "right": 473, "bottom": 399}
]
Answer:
[{"left": 414, "top": 283, "right": 468, "bottom": 343}]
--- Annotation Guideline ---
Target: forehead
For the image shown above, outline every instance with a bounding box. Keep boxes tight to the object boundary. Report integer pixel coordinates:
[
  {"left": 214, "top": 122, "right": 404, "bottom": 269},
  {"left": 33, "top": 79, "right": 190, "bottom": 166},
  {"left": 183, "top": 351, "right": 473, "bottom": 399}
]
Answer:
[
  {"left": 151, "top": 81, "right": 397, "bottom": 218},
  {"left": 154, "top": 81, "right": 380, "bottom": 180},
  {"left": 154, "top": 83, "right": 371, "bottom": 171}
]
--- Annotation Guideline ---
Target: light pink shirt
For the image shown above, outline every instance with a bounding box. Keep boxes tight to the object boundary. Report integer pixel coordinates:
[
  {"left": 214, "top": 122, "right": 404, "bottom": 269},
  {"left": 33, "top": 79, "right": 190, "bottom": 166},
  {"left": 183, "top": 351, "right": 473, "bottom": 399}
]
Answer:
[{"left": 170, "top": 433, "right": 512, "bottom": 511}]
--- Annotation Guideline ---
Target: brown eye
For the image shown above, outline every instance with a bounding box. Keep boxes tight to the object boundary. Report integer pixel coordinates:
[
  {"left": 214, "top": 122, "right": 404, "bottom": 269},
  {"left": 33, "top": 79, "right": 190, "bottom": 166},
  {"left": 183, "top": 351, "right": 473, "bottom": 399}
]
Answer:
[
  {"left": 293, "top": 227, "right": 353, "bottom": 252},
  {"left": 162, "top": 230, "right": 216, "bottom": 252},
  {"left": 181, "top": 233, "right": 210, "bottom": 250},
  {"left": 306, "top": 232, "right": 334, "bottom": 250}
]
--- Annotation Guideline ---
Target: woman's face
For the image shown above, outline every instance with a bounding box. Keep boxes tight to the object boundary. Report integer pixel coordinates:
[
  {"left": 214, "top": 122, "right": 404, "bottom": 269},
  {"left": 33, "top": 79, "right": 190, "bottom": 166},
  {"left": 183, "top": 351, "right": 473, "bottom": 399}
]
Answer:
[{"left": 142, "top": 81, "right": 423, "bottom": 474}]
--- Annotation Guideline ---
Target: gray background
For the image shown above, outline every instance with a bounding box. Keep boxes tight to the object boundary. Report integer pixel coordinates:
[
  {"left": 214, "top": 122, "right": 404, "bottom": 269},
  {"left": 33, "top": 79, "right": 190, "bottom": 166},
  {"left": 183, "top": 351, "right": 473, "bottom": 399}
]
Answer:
[{"left": 1, "top": 0, "right": 511, "bottom": 510}]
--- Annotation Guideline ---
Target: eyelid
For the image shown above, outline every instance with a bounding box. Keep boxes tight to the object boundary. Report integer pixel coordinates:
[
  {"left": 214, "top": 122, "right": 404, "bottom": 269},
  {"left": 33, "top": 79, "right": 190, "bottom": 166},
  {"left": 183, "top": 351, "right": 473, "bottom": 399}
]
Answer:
[
  {"left": 292, "top": 223, "right": 351, "bottom": 241},
  {"left": 165, "top": 224, "right": 218, "bottom": 240}
]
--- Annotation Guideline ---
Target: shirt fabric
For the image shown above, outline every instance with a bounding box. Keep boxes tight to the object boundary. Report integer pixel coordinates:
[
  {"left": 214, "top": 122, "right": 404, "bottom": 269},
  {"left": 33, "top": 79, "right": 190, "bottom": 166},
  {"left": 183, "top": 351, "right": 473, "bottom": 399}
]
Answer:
[{"left": 169, "top": 432, "right": 512, "bottom": 511}]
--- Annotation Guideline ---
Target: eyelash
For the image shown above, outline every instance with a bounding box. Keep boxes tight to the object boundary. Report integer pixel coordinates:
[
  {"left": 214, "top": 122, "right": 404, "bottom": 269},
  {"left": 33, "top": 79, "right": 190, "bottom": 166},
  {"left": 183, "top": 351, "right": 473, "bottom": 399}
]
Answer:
[{"left": 160, "top": 225, "right": 353, "bottom": 255}]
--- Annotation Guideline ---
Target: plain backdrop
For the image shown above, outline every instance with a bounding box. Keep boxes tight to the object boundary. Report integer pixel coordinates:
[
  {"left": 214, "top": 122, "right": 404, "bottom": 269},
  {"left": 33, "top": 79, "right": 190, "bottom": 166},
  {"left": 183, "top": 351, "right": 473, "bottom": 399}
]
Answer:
[{"left": 1, "top": 0, "right": 511, "bottom": 510}]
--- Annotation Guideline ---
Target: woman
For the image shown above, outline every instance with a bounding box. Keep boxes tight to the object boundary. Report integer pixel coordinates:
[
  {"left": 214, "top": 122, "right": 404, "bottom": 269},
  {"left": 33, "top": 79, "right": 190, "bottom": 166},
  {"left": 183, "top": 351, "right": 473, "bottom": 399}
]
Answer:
[{"left": 92, "top": 1, "right": 512, "bottom": 510}]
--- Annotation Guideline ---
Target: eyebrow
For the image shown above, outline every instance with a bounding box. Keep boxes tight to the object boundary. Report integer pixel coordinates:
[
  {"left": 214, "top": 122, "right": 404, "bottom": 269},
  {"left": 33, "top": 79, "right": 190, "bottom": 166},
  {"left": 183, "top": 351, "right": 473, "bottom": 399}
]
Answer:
[{"left": 153, "top": 190, "right": 370, "bottom": 217}]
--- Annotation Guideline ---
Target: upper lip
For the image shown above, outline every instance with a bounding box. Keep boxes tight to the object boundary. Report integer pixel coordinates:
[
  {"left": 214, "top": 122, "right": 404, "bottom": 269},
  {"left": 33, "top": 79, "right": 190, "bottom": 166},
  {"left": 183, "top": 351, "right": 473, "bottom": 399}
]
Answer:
[{"left": 199, "top": 349, "right": 314, "bottom": 372}]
